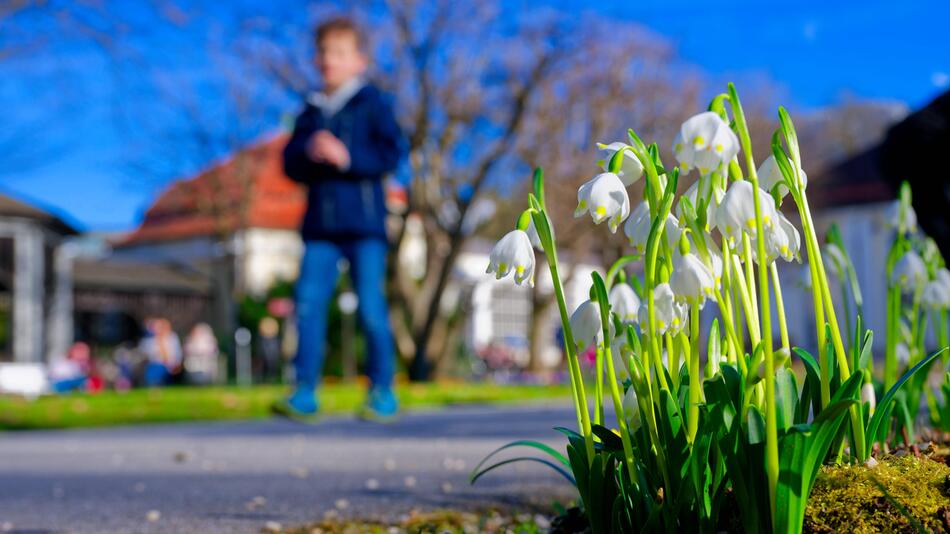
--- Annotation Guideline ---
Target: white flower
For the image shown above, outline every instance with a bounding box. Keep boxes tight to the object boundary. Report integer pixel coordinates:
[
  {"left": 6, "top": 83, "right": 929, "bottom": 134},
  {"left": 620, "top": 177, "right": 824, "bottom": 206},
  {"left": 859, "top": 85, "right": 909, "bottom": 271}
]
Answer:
[
  {"left": 861, "top": 382, "right": 876, "bottom": 412},
  {"left": 884, "top": 200, "right": 917, "bottom": 234},
  {"left": 755, "top": 211, "right": 800, "bottom": 264},
  {"left": 714, "top": 180, "right": 777, "bottom": 245},
  {"left": 574, "top": 172, "right": 630, "bottom": 233},
  {"left": 890, "top": 250, "right": 927, "bottom": 294},
  {"left": 673, "top": 111, "right": 740, "bottom": 176},
  {"left": 486, "top": 230, "right": 534, "bottom": 286},
  {"left": 622, "top": 386, "right": 641, "bottom": 431},
  {"left": 609, "top": 284, "right": 640, "bottom": 324},
  {"left": 569, "top": 299, "right": 611, "bottom": 352},
  {"left": 637, "top": 283, "right": 688, "bottom": 335},
  {"left": 756, "top": 154, "right": 807, "bottom": 198},
  {"left": 670, "top": 253, "right": 715, "bottom": 308},
  {"left": 936, "top": 267, "right": 950, "bottom": 294},
  {"left": 921, "top": 279, "right": 950, "bottom": 310},
  {"left": 597, "top": 142, "right": 644, "bottom": 187},
  {"left": 610, "top": 335, "right": 632, "bottom": 382},
  {"left": 676, "top": 180, "right": 725, "bottom": 231},
  {"left": 623, "top": 202, "right": 682, "bottom": 255}
]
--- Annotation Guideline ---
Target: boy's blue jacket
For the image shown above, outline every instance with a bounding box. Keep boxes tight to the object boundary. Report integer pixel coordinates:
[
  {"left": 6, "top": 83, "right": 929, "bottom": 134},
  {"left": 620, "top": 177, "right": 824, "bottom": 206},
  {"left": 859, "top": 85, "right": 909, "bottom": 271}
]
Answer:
[{"left": 283, "top": 83, "right": 405, "bottom": 242}]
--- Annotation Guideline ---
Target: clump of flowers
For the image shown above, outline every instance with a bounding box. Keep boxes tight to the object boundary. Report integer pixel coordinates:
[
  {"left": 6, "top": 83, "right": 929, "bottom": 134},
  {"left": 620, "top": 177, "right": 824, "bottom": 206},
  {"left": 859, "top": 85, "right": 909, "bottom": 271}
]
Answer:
[{"left": 472, "top": 84, "right": 949, "bottom": 533}]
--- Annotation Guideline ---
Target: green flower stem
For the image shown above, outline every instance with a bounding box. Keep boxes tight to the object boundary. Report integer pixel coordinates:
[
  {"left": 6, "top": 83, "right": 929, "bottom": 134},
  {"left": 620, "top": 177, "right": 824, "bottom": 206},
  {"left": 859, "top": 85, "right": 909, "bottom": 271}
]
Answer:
[
  {"left": 605, "top": 255, "right": 640, "bottom": 289},
  {"left": 730, "top": 251, "right": 761, "bottom": 346},
  {"left": 687, "top": 306, "right": 701, "bottom": 444},
  {"left": 723, "top": 243, "right": 747, "bottom": 356},
  {"left": 804, "top": 232, "right": 830, "bottom": 408},
  {"left": 530, "top": 209, "right": 596, "bottom": 463},
  {"left": 603, "top": 343, "right": 638, "bottom": 483},
  {"left": 727, "top": 83, "right": 778, "bottom": 518},
  {"left": 770, "top": 262, "right": 791, "bottom": 355},
  {"left": 741, "top": 233, "right": 761, "bottom": 329},
  {"left": 666, "top": 332, "right": 678, "bottom": 390},
  {"left": 594, "top": 345, "right": 604, "bottom": 428},
  {"left": 714, "top": 287, "right": 744, "bottom": 371},
  {"left": 789, "top": 149, "right": 868, "bottom": 462}
]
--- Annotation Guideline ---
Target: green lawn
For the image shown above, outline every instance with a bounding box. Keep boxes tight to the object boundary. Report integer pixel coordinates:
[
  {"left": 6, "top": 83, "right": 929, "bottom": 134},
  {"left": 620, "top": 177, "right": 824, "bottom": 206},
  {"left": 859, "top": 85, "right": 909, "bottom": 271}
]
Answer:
[{"left": 0, "top": 381, "right": 572, "bottom": 431}]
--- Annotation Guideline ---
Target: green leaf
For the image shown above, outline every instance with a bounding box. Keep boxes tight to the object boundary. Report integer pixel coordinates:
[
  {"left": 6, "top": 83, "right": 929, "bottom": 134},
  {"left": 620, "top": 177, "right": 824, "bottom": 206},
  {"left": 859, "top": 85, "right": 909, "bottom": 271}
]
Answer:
[
  {"left": 469, "top": 456, "right": 576, "bottom": 486},
  {"left": 746, "top": 406, "right": 766, "bottom": 445},
  {"left": 591, "top": 424, "right": 624, "bottom": 452},
  {"left": 866, "top": 347, "right": 948, "bottom": 450},
  {"left": 470, "top": 439, "right": 569, "bottom": 483},
  {"left": 775, "top": 368, "right": 799, "bottom": 432}
]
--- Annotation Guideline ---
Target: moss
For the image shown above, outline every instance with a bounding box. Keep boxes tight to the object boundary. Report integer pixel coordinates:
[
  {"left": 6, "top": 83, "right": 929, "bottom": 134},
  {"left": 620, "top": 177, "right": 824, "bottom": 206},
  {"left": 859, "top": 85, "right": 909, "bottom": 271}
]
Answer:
[
  {"left": 804, "top": 455, "right": 950, "bottom": 533},
  {"left": 283, "top": 509, "right": 548, "bottom": 534}
]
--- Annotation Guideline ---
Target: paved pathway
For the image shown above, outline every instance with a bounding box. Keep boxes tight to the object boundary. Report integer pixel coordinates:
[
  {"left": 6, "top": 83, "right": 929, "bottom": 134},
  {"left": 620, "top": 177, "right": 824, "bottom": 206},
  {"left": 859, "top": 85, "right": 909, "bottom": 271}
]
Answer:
[{"left": 0, "top": 403, "right": 584, "bottom": 533}]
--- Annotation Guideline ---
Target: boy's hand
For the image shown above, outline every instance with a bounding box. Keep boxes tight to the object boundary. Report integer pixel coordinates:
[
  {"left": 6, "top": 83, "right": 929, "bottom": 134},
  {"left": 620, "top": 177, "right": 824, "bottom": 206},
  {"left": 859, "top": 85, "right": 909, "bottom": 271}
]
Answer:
[{"left": 308, "top": 130, "right": 350, "bottom": 170}]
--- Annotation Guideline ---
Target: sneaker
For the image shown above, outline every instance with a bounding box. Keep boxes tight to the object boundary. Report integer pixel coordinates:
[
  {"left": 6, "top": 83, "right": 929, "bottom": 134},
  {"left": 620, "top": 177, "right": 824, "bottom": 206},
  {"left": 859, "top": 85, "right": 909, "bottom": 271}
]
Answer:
[
  {"left": 271, "top": 389, "right": 320, "bottom": 422},
  {"left": 358, "top": 386, "right": 399, "bottom": 422}
]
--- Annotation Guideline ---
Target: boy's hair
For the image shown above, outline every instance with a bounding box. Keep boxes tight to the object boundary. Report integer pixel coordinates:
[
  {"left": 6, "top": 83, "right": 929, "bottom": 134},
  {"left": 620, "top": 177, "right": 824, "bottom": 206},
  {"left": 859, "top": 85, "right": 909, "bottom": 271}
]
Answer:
[{"left": 315, "top": 17, "right": 366, "bottom": 52}]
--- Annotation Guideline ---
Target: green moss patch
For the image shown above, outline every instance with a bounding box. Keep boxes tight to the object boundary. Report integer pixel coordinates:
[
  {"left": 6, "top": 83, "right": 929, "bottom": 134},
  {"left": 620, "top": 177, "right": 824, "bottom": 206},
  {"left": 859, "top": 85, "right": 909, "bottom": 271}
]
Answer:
[
  {"left": 804, "top": 455, "right": 950, "bottom": 533},
  {"left": 280, "top": 509, "right": 549, "bottom": 534}
]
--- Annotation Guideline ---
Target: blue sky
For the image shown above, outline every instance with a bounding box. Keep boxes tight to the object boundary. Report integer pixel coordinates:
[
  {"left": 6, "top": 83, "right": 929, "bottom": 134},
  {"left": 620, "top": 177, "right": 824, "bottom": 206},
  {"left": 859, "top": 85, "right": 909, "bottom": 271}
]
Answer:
[{"left": 1, "top": 0, "right": 948, "bottom": 232}]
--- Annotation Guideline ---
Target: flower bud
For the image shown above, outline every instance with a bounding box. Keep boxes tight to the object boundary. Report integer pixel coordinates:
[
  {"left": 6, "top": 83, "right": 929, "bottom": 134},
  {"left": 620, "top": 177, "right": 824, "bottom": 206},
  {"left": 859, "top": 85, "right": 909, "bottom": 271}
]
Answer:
[{"left": 622, "top": 386, "right": 642, "bottom": 431}]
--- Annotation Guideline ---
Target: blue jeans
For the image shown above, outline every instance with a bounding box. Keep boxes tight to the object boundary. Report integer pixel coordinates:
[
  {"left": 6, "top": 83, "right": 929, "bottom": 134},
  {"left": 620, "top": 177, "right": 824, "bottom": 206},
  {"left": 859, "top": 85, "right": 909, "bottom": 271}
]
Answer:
[{"left": 294, "top": 238, "right": 395, "bottom": 391}]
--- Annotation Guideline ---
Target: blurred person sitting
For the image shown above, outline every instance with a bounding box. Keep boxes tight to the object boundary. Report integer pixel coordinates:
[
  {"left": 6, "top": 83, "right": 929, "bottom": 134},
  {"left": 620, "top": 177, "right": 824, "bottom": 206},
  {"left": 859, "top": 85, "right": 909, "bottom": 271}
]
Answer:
[
  {"left": 48, "top": 341, "right": 91, "bottom": 393},
  {"left": 183, "top": 322, "right": 219, "bottom": 385},
  {"left": 139, "top": 318, "right": 182, "bottom": 387},
  {"left": 274, "top": 17, "right": 406, "bottom": 421}
]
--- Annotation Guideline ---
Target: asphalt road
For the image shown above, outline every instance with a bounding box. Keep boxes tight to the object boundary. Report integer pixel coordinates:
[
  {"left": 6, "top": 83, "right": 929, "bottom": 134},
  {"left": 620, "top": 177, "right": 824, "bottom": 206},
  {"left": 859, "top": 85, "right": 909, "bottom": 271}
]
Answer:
[{"left": 0, "top": 403, "right": 583, "bottom": 533}]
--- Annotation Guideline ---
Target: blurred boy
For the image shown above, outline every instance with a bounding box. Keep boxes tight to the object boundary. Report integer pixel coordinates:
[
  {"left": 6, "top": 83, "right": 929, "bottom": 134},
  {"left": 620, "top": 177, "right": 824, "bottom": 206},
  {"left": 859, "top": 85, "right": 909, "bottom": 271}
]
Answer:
[{"left": 275, "top": 17, "right": 405, "bottom": 421}]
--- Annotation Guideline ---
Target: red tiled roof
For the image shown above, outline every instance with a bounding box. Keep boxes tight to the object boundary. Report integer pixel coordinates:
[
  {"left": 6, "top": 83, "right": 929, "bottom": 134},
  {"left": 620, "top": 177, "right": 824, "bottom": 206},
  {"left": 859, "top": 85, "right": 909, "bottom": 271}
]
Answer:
[{"left": 120, "top": 133, "right": 306, "bottom": 245}]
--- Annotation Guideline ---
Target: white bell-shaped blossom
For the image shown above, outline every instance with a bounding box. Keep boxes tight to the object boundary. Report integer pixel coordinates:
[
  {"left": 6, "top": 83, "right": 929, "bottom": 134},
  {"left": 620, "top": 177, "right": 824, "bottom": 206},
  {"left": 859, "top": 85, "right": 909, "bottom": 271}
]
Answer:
[
  {"left": 714, "top": 180, "right": 777, "bottom": 245},
  {"left": 670, "top": 253, "right": 715, "bottom": 308},
  {"left": 884, "top": 200, "right": 917, "bottom": 234},
  {"left": 637, "top": 283, "right": 688, "bottom": 335},
  {"left": 890, "top": 250, "right": 927, "bottom": 294},
  {"left": 569, "top": 299, "right": 612, "bottom": 352},
  {"left": 574, "top": 172, "right": 630, "bottom": 233},
  {"left": 676, "top": 180, "right": 725, "bottom": 231},
  {"left": 610, "top": 335, "right": 632, "bottom": 382},
  {"left": 609, "top": 283, "right": 640, "bottom": 324},
  {"left": 935, "top": 267, "right": 950, "bottom": 294},
  {"left": 673, "top": 111, "right": 740, "bottom": 176},
  {"left": 597, "top": 142, "right": 644, "bottom": 187},
  {"left": 757, "top": 154, "right": 807, "bottom": 198},
  {"left": 622, "top": 386, "right": 641, "bottom": 431},
  {"left": 624, "top": 202, "right": 682, "bottom": 255},
  {"left": 921, "top": 279, "right": 950, "bottom": 310},
  {"left": 486, "top": 230, "right": 535, "bottom": 286},
  {"left": 754, "top": 211, "right": 800, "bottom": 264}
]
